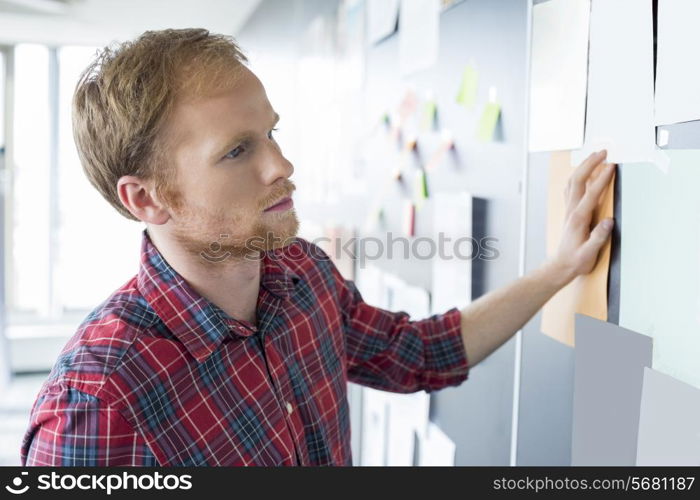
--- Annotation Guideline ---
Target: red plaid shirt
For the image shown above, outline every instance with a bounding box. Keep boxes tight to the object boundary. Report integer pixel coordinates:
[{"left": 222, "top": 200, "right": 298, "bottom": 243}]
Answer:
[{"left": 21, "top": 229, "right": 469, "bottom": 466}]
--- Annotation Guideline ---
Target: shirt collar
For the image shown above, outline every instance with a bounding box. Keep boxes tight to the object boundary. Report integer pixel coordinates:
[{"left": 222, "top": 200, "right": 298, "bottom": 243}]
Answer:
[{"left": 136, "top": 228, "right": 299, "bottom": 363}]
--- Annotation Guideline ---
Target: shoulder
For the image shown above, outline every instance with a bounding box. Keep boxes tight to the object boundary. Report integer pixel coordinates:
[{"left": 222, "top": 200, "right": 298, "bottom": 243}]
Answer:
[{"left": 45, "top": 276, "right": 160, "bottom": 396}]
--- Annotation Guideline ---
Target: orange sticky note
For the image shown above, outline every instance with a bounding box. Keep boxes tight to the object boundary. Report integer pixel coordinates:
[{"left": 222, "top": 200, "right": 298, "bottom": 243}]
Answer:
[{"left": 540, "top": 151, "right": 615, "bottom": 347}]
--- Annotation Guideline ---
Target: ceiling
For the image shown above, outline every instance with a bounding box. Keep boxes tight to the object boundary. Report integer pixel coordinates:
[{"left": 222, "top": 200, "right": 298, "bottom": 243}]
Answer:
[{"left": 0, "top": 0, "right": 263, "bottom": 46}]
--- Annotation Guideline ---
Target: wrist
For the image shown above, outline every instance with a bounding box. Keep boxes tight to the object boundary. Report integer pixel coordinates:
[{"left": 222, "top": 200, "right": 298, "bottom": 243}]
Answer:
[{"left": 540, "top": 256, "right": 577, "bottom": 290}]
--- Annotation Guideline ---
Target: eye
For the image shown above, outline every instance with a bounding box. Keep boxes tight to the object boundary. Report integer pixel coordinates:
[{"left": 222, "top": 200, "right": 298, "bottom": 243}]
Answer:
[
  {"left": 223, "top": 145, "right": 244, "bottom": 160},
  {"left": 268, "top": 127, "right": 279, "bottom": 140}
]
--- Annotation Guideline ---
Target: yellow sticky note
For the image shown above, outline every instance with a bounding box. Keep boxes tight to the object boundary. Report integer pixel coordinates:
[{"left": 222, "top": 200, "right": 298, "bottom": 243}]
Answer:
[
  {"left": 456, "top": 65, "right": 478, "bottom": 109},
  {"left": 476, "top": 102, "right": 501, "bottom": 142}
]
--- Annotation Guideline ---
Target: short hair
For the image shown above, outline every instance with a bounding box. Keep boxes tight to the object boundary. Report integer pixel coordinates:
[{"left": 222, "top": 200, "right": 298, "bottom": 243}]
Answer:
[{"left": 72, "top": 28, "right": 249, "bottom": 220}]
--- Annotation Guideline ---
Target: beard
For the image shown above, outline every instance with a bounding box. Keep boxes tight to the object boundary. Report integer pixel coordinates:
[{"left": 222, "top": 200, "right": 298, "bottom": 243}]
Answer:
[{"left": 166, "top": 180, "right": 300, "bottom": 264}]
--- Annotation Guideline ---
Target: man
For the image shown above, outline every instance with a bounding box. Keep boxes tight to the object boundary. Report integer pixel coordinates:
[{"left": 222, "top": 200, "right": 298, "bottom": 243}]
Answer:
[{"left": 20, "top": 28, "right": 614, "bottom": 466}]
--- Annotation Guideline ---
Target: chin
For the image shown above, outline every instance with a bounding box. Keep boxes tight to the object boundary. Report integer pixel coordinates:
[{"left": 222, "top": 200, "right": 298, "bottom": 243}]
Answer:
[
  {"left": 173, "top": 209, "right": 300, "bottom": 260},
  {"left": 264, "top": 211, "right": 300, "bottom": 250}
]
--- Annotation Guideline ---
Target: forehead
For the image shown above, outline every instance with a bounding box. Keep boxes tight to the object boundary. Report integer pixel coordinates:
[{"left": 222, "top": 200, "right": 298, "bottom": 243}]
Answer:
[{"left": 165, "top": 67, "right": 273, "bottom": 145}]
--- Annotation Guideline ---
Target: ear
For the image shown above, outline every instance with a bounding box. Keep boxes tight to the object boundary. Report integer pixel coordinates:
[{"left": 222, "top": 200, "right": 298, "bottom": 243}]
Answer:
[{"left": 117, "top": 175, "right": 171, "bottom": 225}]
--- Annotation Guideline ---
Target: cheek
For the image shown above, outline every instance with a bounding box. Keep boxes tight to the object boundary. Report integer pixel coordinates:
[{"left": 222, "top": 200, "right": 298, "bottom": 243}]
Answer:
[{"left": 190, "top": 169, "right": 260, "bottom": 211}]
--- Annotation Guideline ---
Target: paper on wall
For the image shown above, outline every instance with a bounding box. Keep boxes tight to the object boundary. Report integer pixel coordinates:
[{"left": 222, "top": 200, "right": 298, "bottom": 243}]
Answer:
[
  {"left": 528, "top": 0, "right": 590, "bottom": 152},
  {"left": 385, "top": 391, "right": 430, "bottom": 466},
  {"left": 399, "top": 0, "right": 440, "bottom": 76},
  {"left": 360, "top": 387, "right": 388, "bottom": 466},
  {"left": 654, "top": 0, "right": 700, "bottom": 126},
  {"left": 571, "top": 314, "right": 653, "bottom": 466},
  {"left": 540, "top": 151, "right": 614, "bottom": 347},
  {"left": 418, "top": 422, "right": 456, "bottom": 466},
  {"left": 636, "top": 367, "right": 700, "bottom": 466},
  {"left": 619, "top": 151, "right": 700, "bottom": 390},
  {"left": 367, "top": 0, "right": 400, "bottom": 45},
  {"left": 571, "top": 0, "right": 656, "bottom": 167},
  {"left": 431, "top": 192, "right": 472, "bottom": 315}
]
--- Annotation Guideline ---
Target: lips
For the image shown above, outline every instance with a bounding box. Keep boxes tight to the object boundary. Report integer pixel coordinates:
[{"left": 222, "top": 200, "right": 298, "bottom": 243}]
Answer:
[{"left": 264, "top": 196, "right": 293, "bottom": 212}]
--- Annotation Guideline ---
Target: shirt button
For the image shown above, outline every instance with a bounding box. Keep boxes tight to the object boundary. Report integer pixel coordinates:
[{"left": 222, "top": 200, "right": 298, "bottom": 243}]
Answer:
[{"left": 286, "top": 402, "right": 293, "bottom": 414}]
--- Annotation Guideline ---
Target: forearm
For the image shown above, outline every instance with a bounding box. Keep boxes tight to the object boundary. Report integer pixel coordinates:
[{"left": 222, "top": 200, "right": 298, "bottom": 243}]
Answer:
[{"left": 459, "top": 258, "right": 574, "bottom": 367}]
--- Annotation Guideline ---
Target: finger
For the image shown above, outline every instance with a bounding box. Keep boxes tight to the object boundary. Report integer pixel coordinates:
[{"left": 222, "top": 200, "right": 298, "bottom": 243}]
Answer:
[
  {"left": 578, "top": 217, "right": 614, "bottom": 269},
  {"left": 573, "top": 149, "right": 608, "bottom": 183},
  {"left": 567, "top": 161, "right": 612, "bottom": 215},
  {"left": 575, "top": 162, "right": 615, "bottom": 216},
  {"left": 568, "top": 150, "right": 608, "bottom": 206}
]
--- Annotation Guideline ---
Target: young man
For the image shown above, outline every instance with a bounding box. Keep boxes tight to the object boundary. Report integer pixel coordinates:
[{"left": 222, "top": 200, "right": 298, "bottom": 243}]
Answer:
[{"left": 20, "top": 28, "right": 614, "bottom": 466}]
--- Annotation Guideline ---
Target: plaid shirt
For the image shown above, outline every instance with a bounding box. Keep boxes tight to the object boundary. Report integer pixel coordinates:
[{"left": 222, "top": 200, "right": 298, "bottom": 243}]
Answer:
[{"left": 21, "top": 229, "right": 469, "bottom": 466}]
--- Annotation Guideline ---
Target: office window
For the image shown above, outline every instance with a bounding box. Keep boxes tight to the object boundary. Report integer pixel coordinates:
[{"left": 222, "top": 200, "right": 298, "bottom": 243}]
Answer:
[
  {"left": 11, "top": 44, "right": 51, "bottom": 318},
  {"left": 7, "top": 44, "right": 142, "bottom": 329},
  {"left": 55, "top": 46, "right": 141, "bottom": 313}
]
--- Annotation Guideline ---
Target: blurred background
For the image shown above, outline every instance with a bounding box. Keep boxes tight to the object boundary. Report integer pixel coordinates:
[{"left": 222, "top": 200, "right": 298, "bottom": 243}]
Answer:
[
  {"left": 7, "top": 0, "right": 678, "bottom": 468},
  {"left": 2, "top": 0, "right": 528, "bottom": 466}
]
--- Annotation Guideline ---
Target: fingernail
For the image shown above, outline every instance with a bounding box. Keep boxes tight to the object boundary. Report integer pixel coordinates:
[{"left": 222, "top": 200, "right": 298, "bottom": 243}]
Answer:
[{"left": 603, "top": 219, "right": 614, "bottom": 230}]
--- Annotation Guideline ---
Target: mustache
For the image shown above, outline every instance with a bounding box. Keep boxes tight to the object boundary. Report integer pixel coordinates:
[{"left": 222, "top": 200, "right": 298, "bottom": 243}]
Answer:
[{"left": 260, "top": 179, "right": 296, "bottom": 210}]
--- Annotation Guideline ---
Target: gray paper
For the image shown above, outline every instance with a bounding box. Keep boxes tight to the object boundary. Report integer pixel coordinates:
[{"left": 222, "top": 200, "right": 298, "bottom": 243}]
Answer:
[
  {"left": 571, "top": 314, "right": 653, "bottom": 465},
  {"left": 657, "top": 120, "right": 700, "bottom": 149},
  {"left": 636, "top": 367, "right": 700, "bottom": 466}
]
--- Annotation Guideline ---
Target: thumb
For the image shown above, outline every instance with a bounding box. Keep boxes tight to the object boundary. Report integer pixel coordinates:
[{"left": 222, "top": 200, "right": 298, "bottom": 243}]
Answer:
[{"left": 580, "top": 217, "right": 614, "bottom": 261}]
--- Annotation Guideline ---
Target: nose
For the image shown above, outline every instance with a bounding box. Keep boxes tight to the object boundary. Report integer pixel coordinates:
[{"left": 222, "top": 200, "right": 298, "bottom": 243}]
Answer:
[{"left": 259, "top": 141, "right": 294, "bottom": 185}]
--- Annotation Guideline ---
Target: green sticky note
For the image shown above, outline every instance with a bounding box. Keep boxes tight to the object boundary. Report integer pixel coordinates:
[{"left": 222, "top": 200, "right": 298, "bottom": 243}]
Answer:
[
  {"left": 456, "top": 65, "right": 478, "bottom": 109},
  {"left": 422, "top": 100, "right": 437, "bottom": 130},
  {"left": 414, "top": 170, "right": 429, "bottom": 209},
  {"left": 476, "top": 102, "right": 501, "bottom": 142}
]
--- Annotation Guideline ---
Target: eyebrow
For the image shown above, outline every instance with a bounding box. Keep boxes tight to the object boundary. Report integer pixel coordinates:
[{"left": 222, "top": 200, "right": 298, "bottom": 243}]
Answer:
[{"left": 214, "top": 111, "right": 280, "bottom": 161}]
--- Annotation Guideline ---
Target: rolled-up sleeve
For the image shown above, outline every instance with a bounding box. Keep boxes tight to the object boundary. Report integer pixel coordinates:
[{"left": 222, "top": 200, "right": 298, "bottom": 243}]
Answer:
[
  {"left": 21, "top": 382, "right": 158, "bottom": 466},
  {"left": 318, "top": 252, "right": 470, "bottom": 393}
]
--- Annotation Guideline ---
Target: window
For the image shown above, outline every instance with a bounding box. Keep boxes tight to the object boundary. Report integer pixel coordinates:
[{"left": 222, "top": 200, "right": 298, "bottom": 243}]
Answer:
[
  {"left": 55, "top": 46, "right": 141, "bottom": 314},
  {"left": 6, "top": 44, "right": 142, "bottom": 330},
  {"left": 10, "top": 44, "right": 51, "bottom": 318}
]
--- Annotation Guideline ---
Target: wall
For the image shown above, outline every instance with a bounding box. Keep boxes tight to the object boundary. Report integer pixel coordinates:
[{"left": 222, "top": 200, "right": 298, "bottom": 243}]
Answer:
[{"left": 238, "top": 0, "right": 531, "bottom": 465}]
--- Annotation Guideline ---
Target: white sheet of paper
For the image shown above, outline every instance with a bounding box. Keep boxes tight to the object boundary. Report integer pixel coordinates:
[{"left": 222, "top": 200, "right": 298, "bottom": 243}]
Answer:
[
  {"left": 636, "top": 367, "right": 700, "bottom": 466},
  {"left": 654, "top": 0, "right": 700, "bottom": 125},
  {"left": 367, "top": 0, "right": 400, "bottom": 45},
  {"left": 418, "top": 423, "right": 456, "bottom": 466},
  {"left": 360, "top": 387, "right": 388, "bottom": 466},
  {"left": 355, "top": 265, "right": 388, "bottom": 309},
  {"left": 572, "top": 0, "right": 656, "bottom": 165},
  {"left": 385, "top": 391, "right": 430, "bottom": 466},
  {"left": 528, "top": 0, "right": 590, "bottom": 152},
  {"left": 431, "top": 192, "right": 472, "bottom": 315},
  {"left": 399, "top": 0, "right": 440, "bottom": 76},
  {"left": 383, "top": 273, "right": 431, "bottom": 320}
]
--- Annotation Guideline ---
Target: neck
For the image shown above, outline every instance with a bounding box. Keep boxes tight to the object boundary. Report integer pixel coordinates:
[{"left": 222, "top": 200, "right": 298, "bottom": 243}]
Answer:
[{"left": 146, "top": 226, "right": 262, "bottom": 325}]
